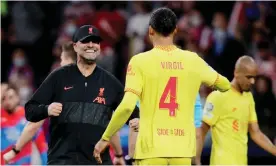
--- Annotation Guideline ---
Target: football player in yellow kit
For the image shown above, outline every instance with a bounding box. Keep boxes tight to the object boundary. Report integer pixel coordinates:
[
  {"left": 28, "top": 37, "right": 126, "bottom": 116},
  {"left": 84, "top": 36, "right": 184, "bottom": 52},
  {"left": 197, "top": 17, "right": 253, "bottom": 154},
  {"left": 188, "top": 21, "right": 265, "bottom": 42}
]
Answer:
[
  {"left": 94, "top": 7, "right": 230, "bottom": 165},
  {"left": 196, "top": 56, "right": 276, "bottom": 165}
]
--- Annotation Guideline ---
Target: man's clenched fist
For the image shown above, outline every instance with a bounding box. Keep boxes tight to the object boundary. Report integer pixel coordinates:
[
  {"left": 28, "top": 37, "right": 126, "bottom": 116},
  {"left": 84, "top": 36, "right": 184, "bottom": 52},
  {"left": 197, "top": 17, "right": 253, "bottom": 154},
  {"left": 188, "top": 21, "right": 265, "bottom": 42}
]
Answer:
[{"left": 48, "top": 102, "right": 62, "bottom": 116}]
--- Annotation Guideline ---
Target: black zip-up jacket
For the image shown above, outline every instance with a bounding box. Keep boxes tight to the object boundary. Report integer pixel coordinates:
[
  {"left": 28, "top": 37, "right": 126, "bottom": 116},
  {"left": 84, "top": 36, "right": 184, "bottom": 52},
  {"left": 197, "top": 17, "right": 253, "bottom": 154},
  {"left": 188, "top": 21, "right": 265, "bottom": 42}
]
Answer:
[{"left": 25, "top": 64, "right": 139, "bottom": 165}]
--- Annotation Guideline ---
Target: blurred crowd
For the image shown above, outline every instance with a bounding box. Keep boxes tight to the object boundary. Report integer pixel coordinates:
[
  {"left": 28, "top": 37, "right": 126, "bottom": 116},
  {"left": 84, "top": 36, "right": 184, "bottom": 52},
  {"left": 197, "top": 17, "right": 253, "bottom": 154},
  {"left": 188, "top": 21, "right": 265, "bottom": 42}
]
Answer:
[{"left": 1, "top": 0, "right": 276, "bottom": 156}]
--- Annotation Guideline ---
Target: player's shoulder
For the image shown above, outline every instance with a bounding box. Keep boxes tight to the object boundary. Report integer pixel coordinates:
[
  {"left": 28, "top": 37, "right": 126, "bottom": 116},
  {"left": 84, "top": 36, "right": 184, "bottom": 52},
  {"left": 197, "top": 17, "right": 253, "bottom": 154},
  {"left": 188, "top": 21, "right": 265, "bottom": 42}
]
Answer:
[
  {"left": 131, "top": 51, "right": 151, "bottom": 61},
  {"left": 177, "top": 49, "right": 207, "bottom": 65},
  {"left": 207, "top": 90, "right": 226, "bottom": 102},
  {"left": 208, "top": 90, "right": 222, "bottom": 97},
  {"left": 244, "top": 91, "right": 255, "bottom": 101},
  {"left": 179, "top": 49, "right": 198, "bottom": 56},
  {"left": 129, "top": 51, "right": 152, "bottom": 69},
  {"left": 178, "top": 49, "right": 200, "bottom": 58},
  {"left": 244, "top": 91, "right": 253, "bottom": 97}
]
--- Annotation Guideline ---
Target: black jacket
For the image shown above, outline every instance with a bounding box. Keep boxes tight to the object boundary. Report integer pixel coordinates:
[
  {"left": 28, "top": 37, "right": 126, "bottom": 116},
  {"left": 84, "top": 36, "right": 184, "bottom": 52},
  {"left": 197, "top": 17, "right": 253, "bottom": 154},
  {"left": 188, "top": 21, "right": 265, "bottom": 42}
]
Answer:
[{"left": 25, "top": 64, "right": 139, "bottom": 164}]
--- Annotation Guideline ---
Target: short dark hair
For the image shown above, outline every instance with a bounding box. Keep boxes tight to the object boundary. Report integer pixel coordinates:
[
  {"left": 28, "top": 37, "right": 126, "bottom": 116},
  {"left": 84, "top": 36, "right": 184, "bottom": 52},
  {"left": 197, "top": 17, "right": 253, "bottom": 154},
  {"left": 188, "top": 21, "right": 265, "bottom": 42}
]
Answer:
[
  {"left": 149, "top": 7, "right": 177, "bottom": 37},
  {"left": 2, "top": 84, "right": 18, "bottom": 101},
  {"left": 62, "top": 42, "right": 77, "bottom": 61}
]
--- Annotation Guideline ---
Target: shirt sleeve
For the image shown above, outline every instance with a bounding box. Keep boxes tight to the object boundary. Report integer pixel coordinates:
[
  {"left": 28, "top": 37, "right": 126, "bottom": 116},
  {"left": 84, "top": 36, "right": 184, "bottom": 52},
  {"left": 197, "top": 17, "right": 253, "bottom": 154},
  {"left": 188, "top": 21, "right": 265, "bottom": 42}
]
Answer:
[
  {"left": 196, "top": 55, "right": 230, "bottom": 92},
  {"left": 202, "top": 91, "right": 222, "bottom": 126},
  {"left": 194, "top": 94, "right": 203, "bottom": 128},
  {"left": 125, "top": 56, "right": 143, "bottom": 98},
  {"left": 112, "top": 78, "right": 140, "bottom": 124},
  {"left": 249, "top": 93, "right": 258, "bottom": 123},
  {"left": 25, "top": 69, "right": 59, "bottom": 122}
]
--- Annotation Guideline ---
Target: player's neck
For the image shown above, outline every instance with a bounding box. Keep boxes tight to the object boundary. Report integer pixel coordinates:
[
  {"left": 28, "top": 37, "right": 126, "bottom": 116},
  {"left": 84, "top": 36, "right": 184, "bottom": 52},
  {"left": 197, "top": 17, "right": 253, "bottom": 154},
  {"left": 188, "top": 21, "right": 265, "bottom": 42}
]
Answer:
[
  {"left": 152, "top": 36, "right": 175, "bottom": 48},
  {"left": 231, "top": 80, "right": 242, "bottom": 94},
  {"left": 77, "top": 60, "right": 96, "bottom": 77}
]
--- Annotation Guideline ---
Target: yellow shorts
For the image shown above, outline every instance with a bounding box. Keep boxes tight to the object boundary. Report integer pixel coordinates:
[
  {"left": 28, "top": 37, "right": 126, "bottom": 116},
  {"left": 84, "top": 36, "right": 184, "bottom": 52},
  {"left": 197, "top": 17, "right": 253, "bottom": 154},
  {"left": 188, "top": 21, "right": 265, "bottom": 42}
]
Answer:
[{"left": 135, "top": 157, "right": 191, "bottom": 165}]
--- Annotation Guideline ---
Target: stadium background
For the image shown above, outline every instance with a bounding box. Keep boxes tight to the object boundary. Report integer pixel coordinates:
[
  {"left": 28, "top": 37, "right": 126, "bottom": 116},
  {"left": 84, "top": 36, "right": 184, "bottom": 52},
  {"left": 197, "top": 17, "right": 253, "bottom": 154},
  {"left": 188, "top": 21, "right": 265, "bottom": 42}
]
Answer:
[{"left": 1, "top": 1, "right": 276, "bottom": 165}]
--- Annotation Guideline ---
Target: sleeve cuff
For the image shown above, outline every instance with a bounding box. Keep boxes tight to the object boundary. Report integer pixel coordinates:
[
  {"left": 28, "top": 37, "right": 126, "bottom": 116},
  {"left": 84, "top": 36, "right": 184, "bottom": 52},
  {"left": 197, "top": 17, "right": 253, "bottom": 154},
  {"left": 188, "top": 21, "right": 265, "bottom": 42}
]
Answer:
[
  {"left": 43, "top": 105, "right": 49, "bottom": 118},
  {"left": 102, "top": 135, "right": 110, "bottom": 141},
  {"left": 125, "top": 88, "right": 141, "bottom": 98}
]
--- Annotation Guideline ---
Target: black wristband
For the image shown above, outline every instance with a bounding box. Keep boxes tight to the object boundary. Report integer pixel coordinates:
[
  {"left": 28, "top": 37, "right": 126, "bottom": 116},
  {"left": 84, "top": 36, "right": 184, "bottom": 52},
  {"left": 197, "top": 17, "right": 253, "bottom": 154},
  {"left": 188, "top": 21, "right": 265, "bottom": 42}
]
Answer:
[
  {"left": 115, "top": 154, "right": 123, "bottom": 158},
  {"left": 12, "top": 146, "right": 20, "bottom": 154}
]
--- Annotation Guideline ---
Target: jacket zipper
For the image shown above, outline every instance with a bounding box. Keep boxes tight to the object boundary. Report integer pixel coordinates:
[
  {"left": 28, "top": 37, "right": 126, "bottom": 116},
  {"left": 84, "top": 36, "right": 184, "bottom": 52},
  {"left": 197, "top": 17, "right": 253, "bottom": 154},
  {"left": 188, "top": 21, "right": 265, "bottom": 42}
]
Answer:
[
  {"left": 76, "top": 81, "right": 87, "bottom": 163},
  {"left": 80, "top": 81, "right": 87, "bottom": 123}
]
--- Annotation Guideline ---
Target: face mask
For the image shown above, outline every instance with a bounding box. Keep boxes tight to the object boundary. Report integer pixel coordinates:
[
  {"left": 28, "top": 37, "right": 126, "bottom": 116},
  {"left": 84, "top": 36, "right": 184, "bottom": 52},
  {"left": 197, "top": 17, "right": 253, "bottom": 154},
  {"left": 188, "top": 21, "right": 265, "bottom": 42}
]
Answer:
[
  {"left": 213, "top": 28, "right": 226, "bottom": 41},
  {"left": 13, "top": 58, "right": 26, "bottom": 67},
  {"left": 190, "top": 15, "right": 202, "bottom": 27},
  {"left": 66, "top": 23, "right": 77, "bottom": 36},
  {"left": 19, "top": 87, "right": 32, "bottom": 100}
]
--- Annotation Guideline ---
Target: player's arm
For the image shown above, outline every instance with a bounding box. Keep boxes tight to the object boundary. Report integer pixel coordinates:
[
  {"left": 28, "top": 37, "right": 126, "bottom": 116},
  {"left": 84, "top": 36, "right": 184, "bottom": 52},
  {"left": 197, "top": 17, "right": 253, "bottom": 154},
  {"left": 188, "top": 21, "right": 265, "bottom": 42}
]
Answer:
[
  {"left": 126, "top": 120, "right": 139, "bottom": 165},
  {"left": 195, "top": 92, "right": 221, "bottom": 165},
  {"left": 128, "top": 102, "right": 140, "bottom": 159},
  {"left": 128, "top": 124, "right": 138, "bottom": 158},
  {"left": 196, "top": 54, "right": 230, "bottom": 92},
  {"left": 193, "top": 94, "right": 204, "bottom": 165},
  {"left": 248, "top": 96, "right": 276, "bottom": 156},
  {"left": 102, "top": 56, "right": 142, "bottom": 141},
  {"left": 3, "top": 120, "right": 44, "bottom": 163},
  {"left": 195, "top": 122, "right": 210, "bottom": 165},
  {"left": 17, "top": 120, "right": 45, "bottom": 151},
  {"left": 249, "top": 122, "right": 276, "bottom": 156},
  {"left": 25, "top": 69, "right": 59, "bottom": 122},
  {"left": 33, "top": 126, "right": 48, "bottom": 165},
  {"left": 102, "top": 92, "right": 139, "bottom": 141},
  {"left": 110, "top": 132, "right": 124, "bottom": 156}
]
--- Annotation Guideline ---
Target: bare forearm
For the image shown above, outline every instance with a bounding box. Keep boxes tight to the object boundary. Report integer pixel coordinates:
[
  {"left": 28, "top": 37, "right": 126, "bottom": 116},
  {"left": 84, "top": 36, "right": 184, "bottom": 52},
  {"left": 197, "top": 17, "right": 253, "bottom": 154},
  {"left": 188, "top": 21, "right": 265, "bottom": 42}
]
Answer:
[
  {"left": 128, "top": 128, "right": 138, "bottom": 158},
  {"left": 195, "top": 124, "right": 210, "bottom": 164},
  {"left": 195, "top": 128, "right": 203, "bottom": 164},
  {"left": 102, "top": 92, "right": 138, "bottom": 141},
  {"left": 110, "top": 132, "right": 123, "bottom": 155},
  {"left": 16, "top": 121, "right": 44, "bottom": 150},
  {"left": 251, "top": 131, "right": 276, "bottom": 156}
]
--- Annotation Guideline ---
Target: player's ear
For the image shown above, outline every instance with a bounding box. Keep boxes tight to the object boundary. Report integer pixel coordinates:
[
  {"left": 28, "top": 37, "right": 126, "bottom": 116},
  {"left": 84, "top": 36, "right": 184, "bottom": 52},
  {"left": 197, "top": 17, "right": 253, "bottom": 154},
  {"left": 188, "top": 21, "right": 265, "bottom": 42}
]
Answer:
[
  {"left": 73, "top": 42, "right": 78, "bottom": 53},
  {"left": 149, "top": 26, "right": 154, "bottom": 36},
  {"left": 234, "top": 70, "right": 239, "bottom": 78},
  {"left": 173, "top": 27, "right": 178, "bottom": 35}
]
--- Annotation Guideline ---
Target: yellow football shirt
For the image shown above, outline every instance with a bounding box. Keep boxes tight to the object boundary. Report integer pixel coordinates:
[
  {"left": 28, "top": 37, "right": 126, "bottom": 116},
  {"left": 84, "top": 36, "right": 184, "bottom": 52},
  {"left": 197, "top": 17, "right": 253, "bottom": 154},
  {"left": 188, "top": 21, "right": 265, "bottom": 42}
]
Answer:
[
  {"left": 125, "top": 45, "right": 227, "bottom": 159},
  {"left": 203, "top": 88, "right": 258, "bottom": 165}
]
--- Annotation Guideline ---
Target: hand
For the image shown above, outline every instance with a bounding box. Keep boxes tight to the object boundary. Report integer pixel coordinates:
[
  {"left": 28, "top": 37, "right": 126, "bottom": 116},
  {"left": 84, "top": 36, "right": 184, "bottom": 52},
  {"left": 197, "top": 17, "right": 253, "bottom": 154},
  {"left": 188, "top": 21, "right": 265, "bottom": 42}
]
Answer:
[
  {"left": 192, "top": 157, "right": 201, "bottom": 165},
  {"left": 129, "top": 118, "right": 139, "bottom": 132},
  {"left": 194, "top": 159, "right": 201, "bottom": 165},
  {"left": 113, "top": 156, "right": 125, "bottom": 165},
  {"left": 93, "top": 139, "right": 110, "bottom": 164},
  {"left": 48, "top": 102, "right": 62, "bottom": 116},
  {"left": 3, "top": 150, "right": 16, "bottom": 164}
]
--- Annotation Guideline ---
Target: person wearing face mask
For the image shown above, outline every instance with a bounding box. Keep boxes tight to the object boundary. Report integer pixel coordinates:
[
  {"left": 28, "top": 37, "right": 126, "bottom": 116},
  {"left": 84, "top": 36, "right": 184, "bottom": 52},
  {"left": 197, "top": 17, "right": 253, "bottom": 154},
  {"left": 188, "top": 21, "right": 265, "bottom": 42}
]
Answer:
[
  {"left": 207, "top": 12, "right": 246, "bottom": 81},
  {"left": 189, "top": 11, "right": 212, "bottom": 52},
  {"left": 211, "top": 12, "right": 228, "bottom": 56},
  {"left": 24, "top": 25, "right": 140, "bottom": 165},
  {"left": 8, "top": 49, "right": 34, "bottom": 89},
  {"left": 16, "top": 73, "right": 34, "bottom": 106},
  {"left": 65, "top": 22, "right": 77, "bottom": 37}
]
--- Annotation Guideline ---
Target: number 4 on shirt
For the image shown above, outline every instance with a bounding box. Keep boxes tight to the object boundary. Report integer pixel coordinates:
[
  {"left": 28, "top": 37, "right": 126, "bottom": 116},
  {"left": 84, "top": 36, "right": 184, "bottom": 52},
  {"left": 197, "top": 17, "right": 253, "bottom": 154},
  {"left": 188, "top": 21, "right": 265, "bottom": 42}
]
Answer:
[{"left": 159, "top": 77, "right": 178, "bottom": 117}]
